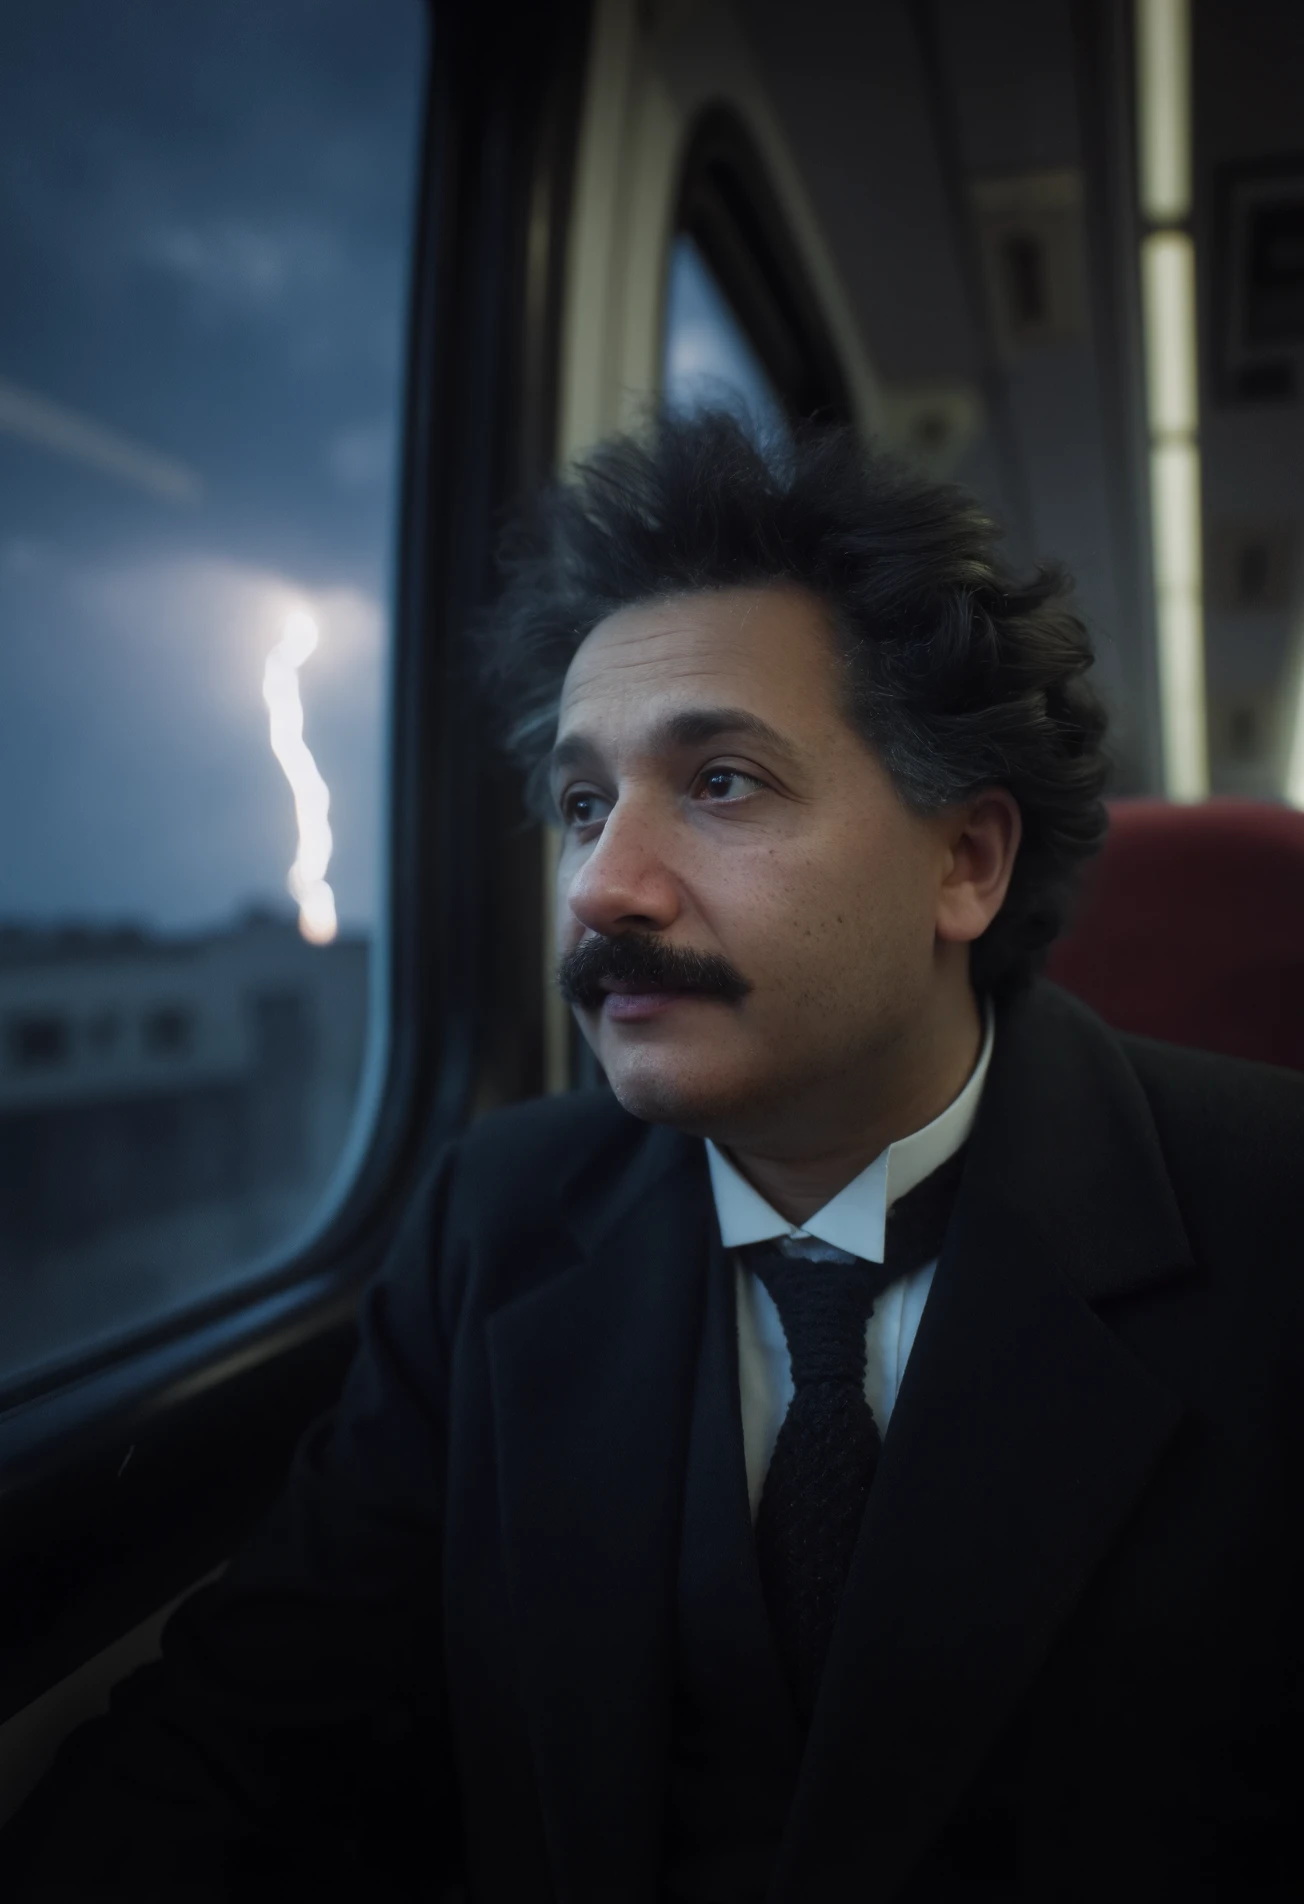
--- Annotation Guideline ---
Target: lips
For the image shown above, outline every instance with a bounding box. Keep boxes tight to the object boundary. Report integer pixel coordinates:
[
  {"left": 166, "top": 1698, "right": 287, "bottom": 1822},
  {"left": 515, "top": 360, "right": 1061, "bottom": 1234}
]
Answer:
[
  {"left": 600, "top": 986, "right": 704, "bottom": 1022},
  {"left": 599, "top": 978, "right": 691, "bottom": 996}
]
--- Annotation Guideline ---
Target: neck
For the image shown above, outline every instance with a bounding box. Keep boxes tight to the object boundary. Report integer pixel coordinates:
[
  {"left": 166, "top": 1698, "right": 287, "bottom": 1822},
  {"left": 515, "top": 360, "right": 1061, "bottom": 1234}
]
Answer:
[{"left": 724, "top": 985, "right": 984, "bottom": 1228}]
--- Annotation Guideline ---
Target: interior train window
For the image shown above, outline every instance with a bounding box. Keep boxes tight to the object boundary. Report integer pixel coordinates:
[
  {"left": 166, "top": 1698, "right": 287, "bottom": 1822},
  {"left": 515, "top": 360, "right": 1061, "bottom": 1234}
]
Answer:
[
  {"left": 0, "top": 0, "right": 425, "bottom": 1389},
  {"left": 665, "top": 107, "right": 852, "bottom": 432},
  {"left": 663, "top": 234, "right": 788, "bottom": 439}
]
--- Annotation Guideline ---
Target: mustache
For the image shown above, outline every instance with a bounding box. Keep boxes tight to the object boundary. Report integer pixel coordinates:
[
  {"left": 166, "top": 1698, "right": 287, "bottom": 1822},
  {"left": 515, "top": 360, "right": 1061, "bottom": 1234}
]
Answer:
[{"left": 557, "top": 931, "right": 753, "bottom": 1010}]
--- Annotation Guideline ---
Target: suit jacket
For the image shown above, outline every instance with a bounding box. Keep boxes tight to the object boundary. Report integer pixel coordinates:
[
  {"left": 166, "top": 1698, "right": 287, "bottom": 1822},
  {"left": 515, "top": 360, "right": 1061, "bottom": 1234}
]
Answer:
[{"left": 5, "top": 980, "right": 1304, "bottom": 1901}]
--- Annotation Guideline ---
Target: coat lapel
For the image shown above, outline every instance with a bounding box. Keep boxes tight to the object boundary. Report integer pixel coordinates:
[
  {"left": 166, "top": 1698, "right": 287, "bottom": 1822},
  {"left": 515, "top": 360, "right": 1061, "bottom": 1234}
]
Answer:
[
  {"left": 486, "top": 1120, "right": 712, "bottom": 1903},
  {"left": 774, "top": 983, "right": 1197, "bottom": 1901}
]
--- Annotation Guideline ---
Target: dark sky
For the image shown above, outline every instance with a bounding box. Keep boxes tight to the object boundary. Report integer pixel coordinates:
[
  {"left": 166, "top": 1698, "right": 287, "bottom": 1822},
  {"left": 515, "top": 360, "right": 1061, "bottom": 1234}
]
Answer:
[{"left": 0, "top": 0, "right": 425, "bottom": 934}]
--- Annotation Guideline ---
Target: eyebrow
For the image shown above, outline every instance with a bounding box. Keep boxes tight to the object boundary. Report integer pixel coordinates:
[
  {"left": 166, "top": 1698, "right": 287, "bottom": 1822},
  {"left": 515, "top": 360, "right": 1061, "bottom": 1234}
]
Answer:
[{"left": 548, "top": 706, "right": 802, "bottom": 780}]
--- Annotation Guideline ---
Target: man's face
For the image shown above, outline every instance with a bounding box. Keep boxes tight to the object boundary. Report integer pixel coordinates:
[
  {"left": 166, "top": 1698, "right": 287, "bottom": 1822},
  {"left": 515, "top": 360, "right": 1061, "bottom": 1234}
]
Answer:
[{"left": 551, "top": 585, "right": 962, "bottom": 1147}]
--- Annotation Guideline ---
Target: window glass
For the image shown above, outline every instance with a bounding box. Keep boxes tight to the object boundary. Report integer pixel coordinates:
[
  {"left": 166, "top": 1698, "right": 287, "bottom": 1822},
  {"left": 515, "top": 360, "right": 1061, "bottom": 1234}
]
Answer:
[
  {"left": 663, "top": 233, "right": 788, "bottom": 441},
  {"left": 0, "top": 0, "right": 425, "bottom": 1386}
]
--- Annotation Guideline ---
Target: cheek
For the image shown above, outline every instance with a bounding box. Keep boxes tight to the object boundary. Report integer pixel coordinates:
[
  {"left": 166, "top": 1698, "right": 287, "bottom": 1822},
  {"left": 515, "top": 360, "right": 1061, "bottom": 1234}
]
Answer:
[
  {"left": 755, "top": 821, "right": 933, "bottom": 980},
  {"left": 689, "top": 853, "right": 809, "bottom": 970}
]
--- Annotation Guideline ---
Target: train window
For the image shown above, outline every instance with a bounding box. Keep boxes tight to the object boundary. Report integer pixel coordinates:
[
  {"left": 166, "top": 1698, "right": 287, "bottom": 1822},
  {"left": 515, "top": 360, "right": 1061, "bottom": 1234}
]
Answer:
[
  {"left": 664, "top": 233, "right": 788, "bottom": 440},
  {"left": 0, "top": 0, "right": 425, "bottom": 1390},
  {"left": 667, "top": 106, "right": 852, "bottom": 431}
]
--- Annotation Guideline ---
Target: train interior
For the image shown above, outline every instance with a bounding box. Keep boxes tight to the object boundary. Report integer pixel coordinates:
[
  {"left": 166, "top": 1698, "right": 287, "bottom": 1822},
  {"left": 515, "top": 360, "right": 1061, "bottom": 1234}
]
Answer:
[{"left": 1, "top": 0, "right": 1303, "bottom": 1842}]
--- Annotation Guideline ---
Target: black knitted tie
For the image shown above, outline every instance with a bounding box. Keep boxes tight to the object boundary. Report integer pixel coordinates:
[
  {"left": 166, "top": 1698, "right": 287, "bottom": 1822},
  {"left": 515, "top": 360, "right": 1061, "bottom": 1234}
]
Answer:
[{"left": 747, "top": 1144, "right": 967, "bottom": 1723}]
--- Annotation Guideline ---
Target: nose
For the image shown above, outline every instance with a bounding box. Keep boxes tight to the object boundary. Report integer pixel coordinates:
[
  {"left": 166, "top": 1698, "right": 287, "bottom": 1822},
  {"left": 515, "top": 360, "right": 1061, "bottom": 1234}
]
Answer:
[{"left": 564, "top": 797, "right": 683, "bottom": 940}]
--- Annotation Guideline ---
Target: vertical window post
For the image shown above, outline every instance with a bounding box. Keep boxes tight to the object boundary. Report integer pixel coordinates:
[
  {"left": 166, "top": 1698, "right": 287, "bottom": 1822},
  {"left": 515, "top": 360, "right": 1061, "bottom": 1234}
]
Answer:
[{"left": 1136, "top": 0, "right": 1208, "bottom": 800}]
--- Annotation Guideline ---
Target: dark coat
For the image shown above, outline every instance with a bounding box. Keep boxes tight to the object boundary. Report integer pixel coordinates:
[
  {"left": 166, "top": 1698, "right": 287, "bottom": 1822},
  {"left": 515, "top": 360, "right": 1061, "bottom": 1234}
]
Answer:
[{"left": 6, "top": 981, "right": 1304, "bottom": 1900}]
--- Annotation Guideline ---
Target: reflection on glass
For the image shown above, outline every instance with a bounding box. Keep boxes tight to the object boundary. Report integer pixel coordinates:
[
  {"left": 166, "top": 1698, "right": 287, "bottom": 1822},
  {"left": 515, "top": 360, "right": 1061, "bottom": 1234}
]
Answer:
[
  {"left": 0, "top": 0, "right": 425, "bottom": 1386},
  {"left": 663, "top": 235, "right": 788, "bottom": 442}
]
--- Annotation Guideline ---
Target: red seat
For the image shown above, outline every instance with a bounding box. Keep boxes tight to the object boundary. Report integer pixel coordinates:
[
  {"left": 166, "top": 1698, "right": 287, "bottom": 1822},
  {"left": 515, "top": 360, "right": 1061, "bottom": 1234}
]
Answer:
[{"left": 1044, "top": 798, "right": 1304, "bottom": 1072}]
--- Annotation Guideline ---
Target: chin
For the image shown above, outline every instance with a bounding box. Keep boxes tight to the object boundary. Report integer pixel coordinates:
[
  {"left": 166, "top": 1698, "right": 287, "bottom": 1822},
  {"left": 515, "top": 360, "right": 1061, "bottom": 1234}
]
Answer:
[{"left": 600, "top": 1042, "right": 754, "bottom": 1135}]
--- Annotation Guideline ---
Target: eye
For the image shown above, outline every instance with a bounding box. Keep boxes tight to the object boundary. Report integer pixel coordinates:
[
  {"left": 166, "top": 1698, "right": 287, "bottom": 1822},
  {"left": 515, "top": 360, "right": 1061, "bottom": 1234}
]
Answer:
[
  {"left": 559, "top": 786, "right": 613, "bottom": 830},
  {"left": 693, "top": 766, "right": 767, "bottom": 804}
]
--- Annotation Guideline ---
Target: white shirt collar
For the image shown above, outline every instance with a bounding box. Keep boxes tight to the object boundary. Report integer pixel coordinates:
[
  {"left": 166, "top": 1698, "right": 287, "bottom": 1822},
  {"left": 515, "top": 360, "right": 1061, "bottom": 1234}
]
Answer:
[{"left": 705, "top": 1004, "right": 994, "bottom": 1262}]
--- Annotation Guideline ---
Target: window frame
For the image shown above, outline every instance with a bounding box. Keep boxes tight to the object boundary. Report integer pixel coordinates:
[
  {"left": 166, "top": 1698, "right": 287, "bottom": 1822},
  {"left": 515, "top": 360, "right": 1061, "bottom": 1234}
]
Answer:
[{"left": 0, "top": 0, "right": 591, "bottom": 1729}]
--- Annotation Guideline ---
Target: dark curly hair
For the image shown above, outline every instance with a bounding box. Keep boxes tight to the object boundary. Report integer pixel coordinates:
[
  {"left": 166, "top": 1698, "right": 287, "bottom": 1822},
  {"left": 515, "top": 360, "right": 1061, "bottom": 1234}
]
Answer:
[{"left": 481, "top": 409, "right": 1108, "bottom": 992}]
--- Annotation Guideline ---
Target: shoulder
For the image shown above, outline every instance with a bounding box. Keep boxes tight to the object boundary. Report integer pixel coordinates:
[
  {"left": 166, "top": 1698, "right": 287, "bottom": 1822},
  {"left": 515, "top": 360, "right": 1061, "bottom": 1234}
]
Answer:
[
  {"left": 383, "top": 1088, "right": 662, "bottom": 1329},
  {"left": 1013, "top": 979, "right": 1304, "bottom": 1163},
  {"left": 997, "top": 981, "right": 1302, "bottom": 1273},
  {"left": 1118, "top": 1028, "right": 1304, "bottom": 1157},
  {"left": 1115, "top": 1028, "right": 1304, "bottom": 1265}
]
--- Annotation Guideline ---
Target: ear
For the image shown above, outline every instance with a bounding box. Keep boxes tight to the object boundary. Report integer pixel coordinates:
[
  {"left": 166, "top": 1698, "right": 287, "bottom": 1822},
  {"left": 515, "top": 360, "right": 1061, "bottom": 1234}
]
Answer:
[{"left": 934, "top": 789, "right": 1022, "bottom": 947}]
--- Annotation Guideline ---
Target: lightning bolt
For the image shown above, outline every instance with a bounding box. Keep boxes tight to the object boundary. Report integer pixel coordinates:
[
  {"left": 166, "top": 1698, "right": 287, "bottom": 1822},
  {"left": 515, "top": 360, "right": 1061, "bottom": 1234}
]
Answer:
[{"left": 263, "top": 606, "right": 338, "bottom": 944}]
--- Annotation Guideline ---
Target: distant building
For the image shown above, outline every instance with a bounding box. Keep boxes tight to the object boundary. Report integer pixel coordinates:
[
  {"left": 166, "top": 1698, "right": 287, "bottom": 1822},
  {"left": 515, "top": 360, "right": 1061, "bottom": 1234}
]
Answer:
[{"left": 0, "top": 912, "right": 371, "bottom": 1373}]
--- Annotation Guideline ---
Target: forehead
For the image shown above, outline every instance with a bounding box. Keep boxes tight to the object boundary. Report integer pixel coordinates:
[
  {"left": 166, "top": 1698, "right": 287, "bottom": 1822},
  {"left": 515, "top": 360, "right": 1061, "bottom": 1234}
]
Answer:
[{"left": 557, "top": 585, "right": 843, "bottom": 734}]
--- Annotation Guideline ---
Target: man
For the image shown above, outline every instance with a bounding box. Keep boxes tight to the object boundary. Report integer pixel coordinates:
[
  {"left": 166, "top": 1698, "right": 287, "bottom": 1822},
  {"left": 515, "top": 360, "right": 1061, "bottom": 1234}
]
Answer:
[{"left": 6, "top": 412, "right": 1303, "bottom": 1900}]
